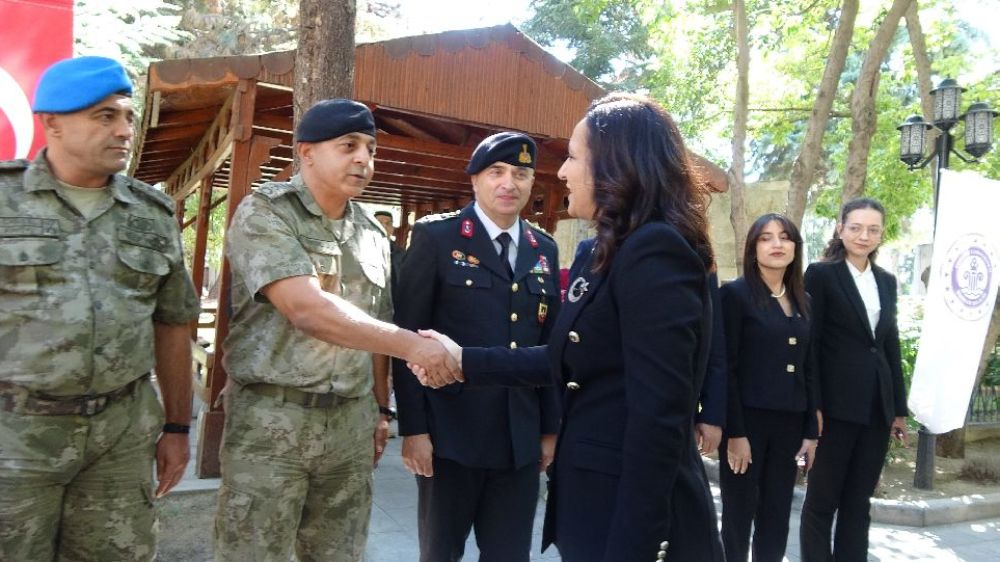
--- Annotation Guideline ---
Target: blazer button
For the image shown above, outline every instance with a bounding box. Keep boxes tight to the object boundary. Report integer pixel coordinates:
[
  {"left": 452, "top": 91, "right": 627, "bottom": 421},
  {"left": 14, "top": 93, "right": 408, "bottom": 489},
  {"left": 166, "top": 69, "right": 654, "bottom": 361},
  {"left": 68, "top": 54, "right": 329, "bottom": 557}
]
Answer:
[
  {"left": 657, "top": 552, "right": 666, "bottom": 561},
  {"left": 870, "top": 346, "right": 877, "bottom": 353},
  {"left": 568, "top": 331, "right": 580, "bottom": 343},
  {"left": 788, "top": 337, "right": 797, "bottom": 345},
  {"left": 566, "top": 381, "right": 580, "bottom": 390},
  {"left": 510, "top": 341, "right": 518, "bottom": 349},
  {"left": 510, "top": 313, "right": 518, "bottom": 322},
  {"left": 786, "top": 364, "right": 796, "bottom": 373},
  {"left": 660, "top": 541, "right": 669, "bottom": 550},
  {"left": 465, "top": 279, "right": 473, "bottom": 286},
  {"left": 537, "top": 276, "right": 545, "bottom": 284},
  {"left": 511, "top": 282, "right": 519, "bottom": 292}
]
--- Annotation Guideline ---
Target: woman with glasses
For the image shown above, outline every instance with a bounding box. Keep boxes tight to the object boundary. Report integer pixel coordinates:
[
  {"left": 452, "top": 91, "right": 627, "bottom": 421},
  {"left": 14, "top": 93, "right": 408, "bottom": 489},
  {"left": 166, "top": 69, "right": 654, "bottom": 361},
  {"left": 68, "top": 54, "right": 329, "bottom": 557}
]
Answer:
[
  {"left": 799, "top": 198, "right": 908, "bottom": 562},
  {"left": 719, "top": 213, "right": 818, "bottom": 562}
]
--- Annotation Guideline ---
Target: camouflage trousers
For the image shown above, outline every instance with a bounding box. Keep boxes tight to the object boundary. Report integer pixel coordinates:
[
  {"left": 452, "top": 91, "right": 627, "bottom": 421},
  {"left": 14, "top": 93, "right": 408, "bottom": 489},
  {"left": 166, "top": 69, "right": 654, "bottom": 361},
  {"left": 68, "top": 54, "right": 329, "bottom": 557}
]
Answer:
[
  {"left": 214, "top": 385, "right": 377, "bottom": 562},
  {"left": 0, "top": 378, "right": 163, "bottom": 561}
]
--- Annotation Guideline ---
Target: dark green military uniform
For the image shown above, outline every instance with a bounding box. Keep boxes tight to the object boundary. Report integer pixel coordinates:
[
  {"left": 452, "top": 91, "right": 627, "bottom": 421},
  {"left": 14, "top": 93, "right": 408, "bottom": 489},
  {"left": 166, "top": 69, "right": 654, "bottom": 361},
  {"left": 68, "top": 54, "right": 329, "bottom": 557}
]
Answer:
[
  {"left": 215, "top": 175, "right": 392, "bottom": 562},
  {"left": 0, "top": 151, "right": 200, "bottom": 561}
]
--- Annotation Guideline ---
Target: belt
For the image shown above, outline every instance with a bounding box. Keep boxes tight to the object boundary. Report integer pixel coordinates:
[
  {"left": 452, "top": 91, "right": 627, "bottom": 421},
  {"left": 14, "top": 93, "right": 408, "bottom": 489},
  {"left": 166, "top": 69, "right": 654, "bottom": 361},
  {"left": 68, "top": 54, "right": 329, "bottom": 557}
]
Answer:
[
  {"left": 243, "top": 383, "right": 350, "bottom": 408},
  {"left": 0, "top": 375, "right": 147, "bottom": 416}
]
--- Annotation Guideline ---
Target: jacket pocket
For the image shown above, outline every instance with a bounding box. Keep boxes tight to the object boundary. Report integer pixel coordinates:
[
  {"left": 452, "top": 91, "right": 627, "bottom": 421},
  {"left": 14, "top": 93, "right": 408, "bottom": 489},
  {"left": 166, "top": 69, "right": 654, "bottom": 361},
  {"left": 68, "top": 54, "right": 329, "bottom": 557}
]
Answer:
[
  {"left": 0, "top": 236, "right": 65, "bottom": 310},
  {"left": 571, "top": 438, "right": 623, "bottom": 476}
]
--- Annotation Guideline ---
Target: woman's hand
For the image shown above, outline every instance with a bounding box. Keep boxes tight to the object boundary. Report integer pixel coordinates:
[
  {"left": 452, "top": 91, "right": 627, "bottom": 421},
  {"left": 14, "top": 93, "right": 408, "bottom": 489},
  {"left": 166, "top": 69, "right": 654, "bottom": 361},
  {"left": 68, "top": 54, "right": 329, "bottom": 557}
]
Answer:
[
  {"left": 407, "top": 329, "right": 463, "bottom": 388},
  {"left": 891, "top": 416, "right": 908, "bottom": 446},
  {"left": 726, "top": 437, "right": 752, "bottom": 475},
  {"left": 795, "top": 438, "right": 818, "bottom": 473}
]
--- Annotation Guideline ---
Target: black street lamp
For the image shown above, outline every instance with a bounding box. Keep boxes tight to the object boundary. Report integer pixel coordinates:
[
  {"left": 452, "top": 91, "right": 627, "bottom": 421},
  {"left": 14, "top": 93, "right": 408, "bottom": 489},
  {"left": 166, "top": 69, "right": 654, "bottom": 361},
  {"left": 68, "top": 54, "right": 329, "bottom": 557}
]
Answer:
[{"left": 897, "top": 78, "right": 998, "bottom": 491}]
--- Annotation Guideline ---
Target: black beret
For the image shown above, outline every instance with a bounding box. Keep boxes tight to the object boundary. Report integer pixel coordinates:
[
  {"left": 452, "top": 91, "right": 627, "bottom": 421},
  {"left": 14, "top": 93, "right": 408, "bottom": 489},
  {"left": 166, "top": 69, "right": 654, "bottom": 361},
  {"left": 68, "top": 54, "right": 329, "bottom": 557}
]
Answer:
[
  {"left": 465, "top": 132, "right": 537, "bottom": 175},
  {"left": 296, "top": 99, "right": 376, "bottom": 143},
  {"left": 373, "top": 210, "right": 393, "bottom": 219}
]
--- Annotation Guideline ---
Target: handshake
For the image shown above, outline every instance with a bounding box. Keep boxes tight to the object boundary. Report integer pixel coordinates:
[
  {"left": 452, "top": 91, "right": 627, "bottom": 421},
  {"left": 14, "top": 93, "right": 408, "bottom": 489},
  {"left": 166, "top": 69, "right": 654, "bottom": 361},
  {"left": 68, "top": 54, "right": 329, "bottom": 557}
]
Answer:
[{"left": 408, "top": 329, "right": 464, "bottom": 388}]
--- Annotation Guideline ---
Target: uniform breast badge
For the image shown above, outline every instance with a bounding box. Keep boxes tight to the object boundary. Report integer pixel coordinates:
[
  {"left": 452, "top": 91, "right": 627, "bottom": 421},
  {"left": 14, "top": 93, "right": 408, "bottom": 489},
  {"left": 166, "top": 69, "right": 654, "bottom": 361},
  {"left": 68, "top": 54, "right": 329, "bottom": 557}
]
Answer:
[
  {"left": 537, "top": 301, "right": 548, "bottom": 324},
  {"left": 567, "top": 277, "right": 589, "bottom": 302}
]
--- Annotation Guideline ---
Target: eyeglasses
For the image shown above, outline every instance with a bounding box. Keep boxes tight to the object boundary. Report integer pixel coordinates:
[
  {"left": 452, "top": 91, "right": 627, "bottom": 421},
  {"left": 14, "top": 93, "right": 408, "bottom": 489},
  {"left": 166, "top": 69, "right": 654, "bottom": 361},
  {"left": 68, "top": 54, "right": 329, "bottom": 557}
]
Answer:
[{"left": 843, "top": 224, "right": 883, "bottom": 237}]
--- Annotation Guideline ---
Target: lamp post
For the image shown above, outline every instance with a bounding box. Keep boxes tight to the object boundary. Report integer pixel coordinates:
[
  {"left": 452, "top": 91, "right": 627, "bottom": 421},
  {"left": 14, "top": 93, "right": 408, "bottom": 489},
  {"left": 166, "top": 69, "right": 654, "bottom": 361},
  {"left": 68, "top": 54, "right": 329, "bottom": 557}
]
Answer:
[{"left": 897, "top": 78, "right": 997, "bottom": 490}]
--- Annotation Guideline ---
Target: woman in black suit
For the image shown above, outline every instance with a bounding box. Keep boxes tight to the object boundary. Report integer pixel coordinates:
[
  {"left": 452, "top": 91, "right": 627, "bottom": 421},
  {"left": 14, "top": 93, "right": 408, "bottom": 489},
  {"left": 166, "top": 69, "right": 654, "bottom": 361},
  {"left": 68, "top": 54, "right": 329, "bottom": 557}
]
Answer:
[
  {"left": 799, "top": 197, "right": 908, "bottom": 562},
  {"left": 719, "top": 213, "right": 818, "bottom": 562},
  {"left": 413, "top": 93, "right": 723, "bottom": 562}
]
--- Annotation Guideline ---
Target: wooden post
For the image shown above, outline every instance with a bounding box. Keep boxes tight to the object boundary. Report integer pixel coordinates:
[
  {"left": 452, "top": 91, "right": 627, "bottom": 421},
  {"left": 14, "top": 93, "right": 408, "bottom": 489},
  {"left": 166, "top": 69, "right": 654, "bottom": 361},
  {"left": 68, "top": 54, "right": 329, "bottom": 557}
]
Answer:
[
  {"left": 197, "top": 79, "right": 259, "bottom": 478},
  {"left": 190, "top": 175, "right": 213, "bottom": 301}
]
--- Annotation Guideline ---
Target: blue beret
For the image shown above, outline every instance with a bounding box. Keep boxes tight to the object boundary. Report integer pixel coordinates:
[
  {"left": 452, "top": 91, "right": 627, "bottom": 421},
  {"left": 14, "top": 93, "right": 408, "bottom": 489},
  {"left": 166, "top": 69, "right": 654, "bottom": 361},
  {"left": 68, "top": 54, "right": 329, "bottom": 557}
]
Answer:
[
  {"left": 33, "top": 56, "right": 133, "bottom": 113},
  {"left": 465, "top": 132, "right": 537, "bottom": 175},
  {"left": 296, "top": 99, "right": 376, "bottom": 143}
]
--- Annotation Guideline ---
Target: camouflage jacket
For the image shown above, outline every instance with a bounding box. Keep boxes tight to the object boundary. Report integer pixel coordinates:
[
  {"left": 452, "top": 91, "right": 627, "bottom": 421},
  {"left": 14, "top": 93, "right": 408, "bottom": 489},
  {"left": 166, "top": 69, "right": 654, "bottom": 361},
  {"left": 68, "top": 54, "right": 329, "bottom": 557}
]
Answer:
[
  {"left": 223, "top": 175, "right": 392, "bottom": 396},
  {"left": 0, "top": 151, "right": 200, "bottom": 396}
]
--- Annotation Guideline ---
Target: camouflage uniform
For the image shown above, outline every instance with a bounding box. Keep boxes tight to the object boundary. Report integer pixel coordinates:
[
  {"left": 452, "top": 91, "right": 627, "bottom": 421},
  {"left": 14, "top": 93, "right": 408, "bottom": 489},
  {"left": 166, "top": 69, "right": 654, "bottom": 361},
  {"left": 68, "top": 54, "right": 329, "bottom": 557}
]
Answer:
[
  {"left": 215, "top": 175, "right": 391, "bottom": 562},
  {"left": 0, "top": 152, "right": 200, "bottom": 561}
]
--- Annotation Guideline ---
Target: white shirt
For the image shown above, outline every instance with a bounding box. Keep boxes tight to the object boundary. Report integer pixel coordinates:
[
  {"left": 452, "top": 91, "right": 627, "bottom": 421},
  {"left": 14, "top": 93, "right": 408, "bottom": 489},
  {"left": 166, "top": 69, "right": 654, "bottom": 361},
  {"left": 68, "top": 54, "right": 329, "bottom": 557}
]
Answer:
[
  {"left": 473, "top": 202, "right": 520, "bottom": 271},
  {"left": 847, "top": 260, "right": 881, "bottom": 336}
]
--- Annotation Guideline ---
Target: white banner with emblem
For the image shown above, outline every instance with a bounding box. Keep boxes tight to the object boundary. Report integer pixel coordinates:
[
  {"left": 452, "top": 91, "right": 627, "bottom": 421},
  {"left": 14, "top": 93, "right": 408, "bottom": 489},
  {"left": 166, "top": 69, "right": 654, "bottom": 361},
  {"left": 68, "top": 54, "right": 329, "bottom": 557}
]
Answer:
[{"left": 909, "top": 169, "right": 1000, "bottom": 434}]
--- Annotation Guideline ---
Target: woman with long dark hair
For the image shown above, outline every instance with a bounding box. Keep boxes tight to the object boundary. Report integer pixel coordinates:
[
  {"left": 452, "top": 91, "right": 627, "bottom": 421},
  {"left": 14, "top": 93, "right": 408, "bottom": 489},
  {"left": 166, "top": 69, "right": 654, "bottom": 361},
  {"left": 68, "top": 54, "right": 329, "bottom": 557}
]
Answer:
[
  {"left": 719, "top": 213, "right": 818, "bottom": 562},
  {"left": 411, "top": 93, "right": 723, "bottom": 562},
  {"left": 799, "top": 197, "right": 908, "bottom": 562}
]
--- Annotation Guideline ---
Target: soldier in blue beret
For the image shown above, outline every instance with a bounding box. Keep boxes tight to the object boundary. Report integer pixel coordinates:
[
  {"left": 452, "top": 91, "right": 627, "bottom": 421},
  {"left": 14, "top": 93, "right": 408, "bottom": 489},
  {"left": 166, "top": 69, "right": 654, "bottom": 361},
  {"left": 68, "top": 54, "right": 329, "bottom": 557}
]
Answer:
[
  {"left": 392, "top": 130, "right": 561, "bottom": 562},
  {"left": 0, "top": 56, "right": 200, "bottom": 560}
]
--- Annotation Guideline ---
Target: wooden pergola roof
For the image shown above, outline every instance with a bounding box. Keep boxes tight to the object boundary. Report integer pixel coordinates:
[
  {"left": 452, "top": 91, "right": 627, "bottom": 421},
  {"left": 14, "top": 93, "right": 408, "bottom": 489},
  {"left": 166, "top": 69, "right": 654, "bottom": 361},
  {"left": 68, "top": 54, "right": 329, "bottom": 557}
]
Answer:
[{"left": 129, "top": 24, "right": 615, "bottom": 232}]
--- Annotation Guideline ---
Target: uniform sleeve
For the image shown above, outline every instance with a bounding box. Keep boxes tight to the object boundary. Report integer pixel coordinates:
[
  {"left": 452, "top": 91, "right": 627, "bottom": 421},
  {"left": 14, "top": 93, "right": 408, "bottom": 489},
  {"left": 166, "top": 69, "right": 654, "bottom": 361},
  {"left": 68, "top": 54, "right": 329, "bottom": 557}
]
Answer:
[
  {"left": 884, "top": 274, "right": 908, "bottom": 417},
  {"left": 225, "top": 196, "right": 314, "bottom": 302},
  {"left": 391, "top": 223, "right": 438, "bottom": 436},
  {"left": 537, "top": 243, "right": 562, "bottom": 435},
  {"left": 720, "top": 282, "right": 747, "bottom": 437},
  {"left": 153, "top": 218, "right": 201, "bottom": 325},
  {"left": 696, "top": 272, "right": 727, "bottom": 428},
  {"left": 804, "top": 265, "right": 825, "bottom": 412},
  {"left": 376, "top": 233, "right": 394, "bottom": 322}
]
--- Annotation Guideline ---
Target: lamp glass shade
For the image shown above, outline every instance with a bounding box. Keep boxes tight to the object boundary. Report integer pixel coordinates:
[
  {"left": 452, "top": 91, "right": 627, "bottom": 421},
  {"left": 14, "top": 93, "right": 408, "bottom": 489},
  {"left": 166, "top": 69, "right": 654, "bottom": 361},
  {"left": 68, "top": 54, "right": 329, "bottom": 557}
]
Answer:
[
  {"left": 932, "top": 79, "right": 963, "bottom": 128},
  {"left": 964, "top": 103, "right": 996, "bottom": 158},
  {"left": 898, "top": 115, "right": 928, "bottom": 165}
]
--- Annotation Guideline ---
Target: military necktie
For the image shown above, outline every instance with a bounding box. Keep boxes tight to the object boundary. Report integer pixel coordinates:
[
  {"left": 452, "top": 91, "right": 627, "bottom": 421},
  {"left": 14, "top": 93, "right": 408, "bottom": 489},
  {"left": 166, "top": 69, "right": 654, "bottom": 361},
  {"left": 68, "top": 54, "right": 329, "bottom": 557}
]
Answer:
[{"left": 496, "top": 232, "right": 514, "bottom": 279}]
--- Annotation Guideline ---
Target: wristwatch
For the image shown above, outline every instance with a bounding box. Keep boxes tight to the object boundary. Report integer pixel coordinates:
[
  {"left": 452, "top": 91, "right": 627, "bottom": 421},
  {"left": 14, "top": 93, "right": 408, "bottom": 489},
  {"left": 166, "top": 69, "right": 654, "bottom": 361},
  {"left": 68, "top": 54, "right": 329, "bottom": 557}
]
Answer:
[{"left": 378, "top": 405, "right": 397, "bottom": 421}]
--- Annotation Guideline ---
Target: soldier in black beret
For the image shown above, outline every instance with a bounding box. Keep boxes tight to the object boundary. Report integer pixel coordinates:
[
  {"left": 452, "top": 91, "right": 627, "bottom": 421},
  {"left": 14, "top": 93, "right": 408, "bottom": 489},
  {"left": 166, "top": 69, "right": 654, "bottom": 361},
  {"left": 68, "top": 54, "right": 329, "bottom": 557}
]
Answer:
[{"left": 392, "top": 131, "right": 561, "bottom": 562}]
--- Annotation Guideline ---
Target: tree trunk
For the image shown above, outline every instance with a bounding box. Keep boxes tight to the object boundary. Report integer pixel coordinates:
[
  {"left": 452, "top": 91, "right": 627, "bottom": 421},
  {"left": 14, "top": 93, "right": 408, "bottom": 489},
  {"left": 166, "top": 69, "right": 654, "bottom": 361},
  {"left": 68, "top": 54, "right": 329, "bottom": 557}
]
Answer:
[
  {"left": 785, "top": 0, "right": 858, "bottom": 227},
  {"left": 728, "top": 0, "right": 750, "bottom": 271},
  {"left": 294, "top": 0, "right": 357, "bottom": 160},
  {"left": 841, "top": 0, "right": 913, "bottom": 203},
  {"left": 905, "top": 1, "right": 940, "bottom": 187}
]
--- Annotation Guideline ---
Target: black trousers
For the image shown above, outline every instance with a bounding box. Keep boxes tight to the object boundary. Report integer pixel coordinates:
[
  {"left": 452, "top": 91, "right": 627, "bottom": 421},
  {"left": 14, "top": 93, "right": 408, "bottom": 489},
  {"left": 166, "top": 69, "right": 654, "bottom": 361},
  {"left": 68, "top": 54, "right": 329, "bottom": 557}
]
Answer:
[
  {"left": 416, "top": 456, "right": 539, "bottom": 562},
  {"left": 720, "top": 408, "right": 805, "bottom": 562},
  {"left": 800, "top": 416, "right": 890, "bottom": 562}
]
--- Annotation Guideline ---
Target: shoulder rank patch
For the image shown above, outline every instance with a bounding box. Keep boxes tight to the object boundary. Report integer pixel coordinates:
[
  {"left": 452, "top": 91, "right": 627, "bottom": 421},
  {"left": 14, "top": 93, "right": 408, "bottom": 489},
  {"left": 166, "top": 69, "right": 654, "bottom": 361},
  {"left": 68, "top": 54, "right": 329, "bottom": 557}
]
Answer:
[
  {"left": 416, "top": 210, "right": 461, "bottom": 224},
  {"left": 0, "top": 159, "right": 30, "bottom": 171},
  {"left": 253, "top": 181, "right": 298, "bottom": 201},
  {"left": 128, "top": 179, "right": 175, "bottom": 213}
]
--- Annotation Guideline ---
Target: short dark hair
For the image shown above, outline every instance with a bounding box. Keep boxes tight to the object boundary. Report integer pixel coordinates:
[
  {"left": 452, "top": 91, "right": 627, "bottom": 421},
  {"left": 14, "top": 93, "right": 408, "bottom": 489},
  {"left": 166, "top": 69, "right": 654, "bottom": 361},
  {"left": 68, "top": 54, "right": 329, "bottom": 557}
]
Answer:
[
  {"left": 585, "top": 93, "right": 713, "bottom": 272},
  {"left": 821, "top": 197, "right": 886, "bottom": 263},
  {"left": 373, "top": 210, "right": 393, "bottom": 219},
  {"left": 743, "top": 213, "right": 809, "bottom": 318}
]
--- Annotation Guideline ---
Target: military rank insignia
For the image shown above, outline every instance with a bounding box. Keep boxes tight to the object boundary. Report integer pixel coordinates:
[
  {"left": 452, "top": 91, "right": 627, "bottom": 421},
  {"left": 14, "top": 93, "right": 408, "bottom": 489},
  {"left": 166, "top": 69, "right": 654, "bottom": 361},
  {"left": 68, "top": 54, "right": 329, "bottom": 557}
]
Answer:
[
  {"left": 524, "top": 228, "right": 539, "bottom": 248},
  {"left": 518, "top": 144, "right": 533, "bottom": 164},
  {"left": 452, "top": 250, "right": 466, "bottom": 261},
  {"left": 468, "top": 255, "right": 480, "bottom": 265},
  {"left": 538, "top": 301, "right": 548, "bottom": 324},
  {"left": 461, "top": 219, "right": 474, "bottom": 238}
]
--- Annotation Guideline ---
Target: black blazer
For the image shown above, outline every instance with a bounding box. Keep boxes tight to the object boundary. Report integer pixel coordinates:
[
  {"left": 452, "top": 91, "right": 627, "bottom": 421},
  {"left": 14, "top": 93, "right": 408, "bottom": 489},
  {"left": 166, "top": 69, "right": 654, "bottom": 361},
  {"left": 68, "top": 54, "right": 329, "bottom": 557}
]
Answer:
[
  {"left": 463, "top": 223, "right": 723, "bottom": 562},
  {"left": 698, "top": 272, "right": 728, "bottom": 428},
  {"left": 392, "top": 204, "right": 561, "bottom": 469},
  {"left": 720, "top": 277, "right": 817, "bottom": 438},
  {"left": 805, "top": 260, "right": 907, "bottom": 426}
]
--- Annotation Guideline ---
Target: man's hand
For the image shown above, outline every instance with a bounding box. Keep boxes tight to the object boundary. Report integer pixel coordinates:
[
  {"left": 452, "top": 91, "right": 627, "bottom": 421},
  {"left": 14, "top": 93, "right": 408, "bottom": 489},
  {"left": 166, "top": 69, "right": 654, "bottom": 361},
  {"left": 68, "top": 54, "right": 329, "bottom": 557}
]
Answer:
[
  {"left": 891, "top": 416, "right": 908, "bottom": 446},
  {"left": 406, "top": 334, "right": 462, "bottom": 388},
  {"left": 155, "top": 433, "right": 190, "bottom": 498},
  {"left": 695, "top": 423, "right": 722, "bottom": 456},
  {"left": 373, "top": 416, "right": 390, "bottom": 467},
  {"left": 726, "top": 436, "right": 752, "bottom": 475},
  {"left": 795, "top": 438, "right": 818, "bottom": 473},
  {"left": 402, "top": 433, "right": 435, "bottom": 477},
  {"left": 539, "top": 434, "right": 557, "bottom": 473},
  {"left": 817, "top": 409, "right": 824, "bottom": 437}
]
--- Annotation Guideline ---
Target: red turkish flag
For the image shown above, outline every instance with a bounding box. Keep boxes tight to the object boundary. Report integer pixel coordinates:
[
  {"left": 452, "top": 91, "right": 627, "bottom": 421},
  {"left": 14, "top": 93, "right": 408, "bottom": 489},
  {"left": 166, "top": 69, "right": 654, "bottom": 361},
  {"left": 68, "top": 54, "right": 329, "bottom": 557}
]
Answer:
[{"left": 0, "top": 0, "right": 73, "bottom": 160}]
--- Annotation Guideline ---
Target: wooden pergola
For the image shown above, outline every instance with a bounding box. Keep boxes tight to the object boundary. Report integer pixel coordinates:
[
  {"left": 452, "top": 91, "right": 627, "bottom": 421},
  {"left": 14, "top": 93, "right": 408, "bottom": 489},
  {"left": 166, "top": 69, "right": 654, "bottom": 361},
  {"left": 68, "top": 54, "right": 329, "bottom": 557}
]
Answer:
[{"left": 130, "top": 24, "right": 728, "bottom": 477}]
